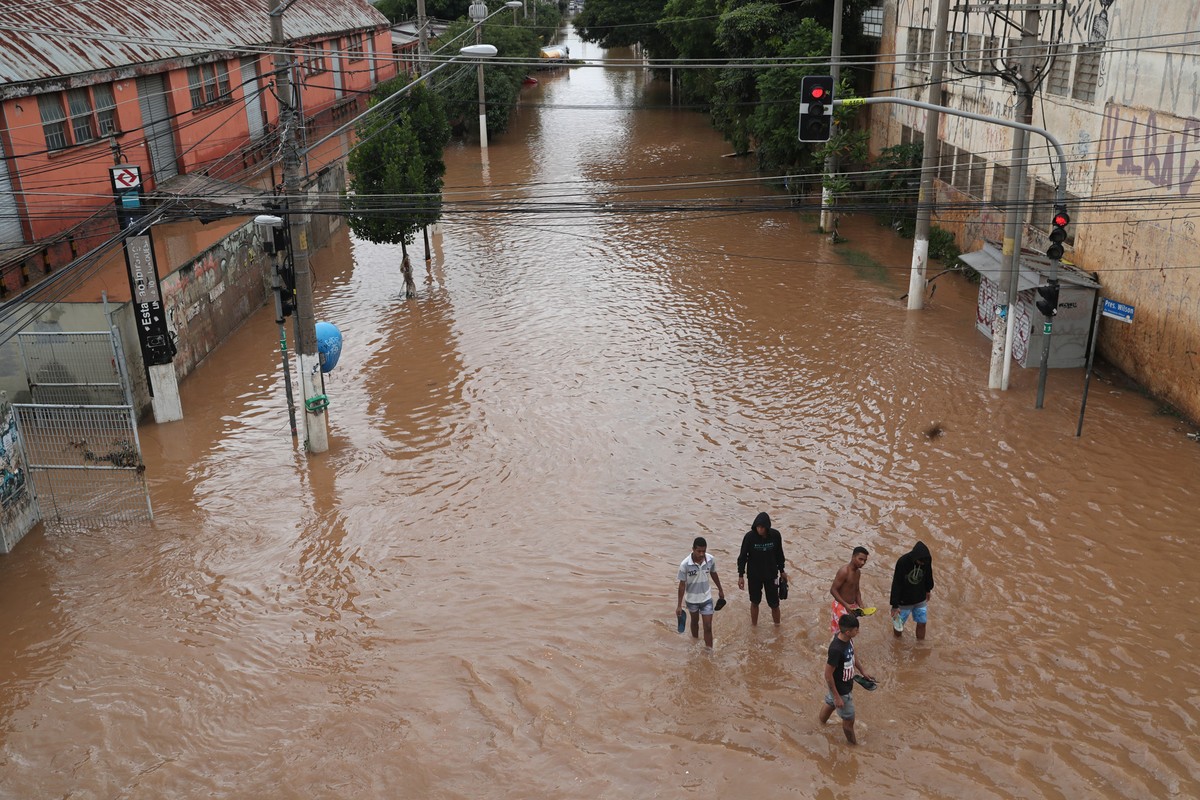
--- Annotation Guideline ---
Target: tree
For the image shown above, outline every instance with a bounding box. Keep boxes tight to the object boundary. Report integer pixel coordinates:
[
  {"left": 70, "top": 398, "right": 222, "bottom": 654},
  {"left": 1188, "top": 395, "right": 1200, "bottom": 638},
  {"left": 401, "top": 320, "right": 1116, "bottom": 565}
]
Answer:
[
  {"left": 576, "top": 0, "right": 671, "bottom": 52},
  {"left": 346, "top": 78, "right": 451, "bottom": 292}
]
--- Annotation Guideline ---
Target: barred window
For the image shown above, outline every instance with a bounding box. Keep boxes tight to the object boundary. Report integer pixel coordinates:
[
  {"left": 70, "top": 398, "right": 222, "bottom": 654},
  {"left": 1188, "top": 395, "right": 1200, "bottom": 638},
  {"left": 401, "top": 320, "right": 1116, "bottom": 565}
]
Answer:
[
  {"left": 67, "top": 88, "right": 97, "bottom": 143},
  {"left": 38, "top": 83, "right": 121, "bottom": 151},
  {"left": 188, "top": 61, "right": 231, "bottom": 109},
  {"left": 991, "top": 163, "right": 1010, "bottom": 206},
  {"left": 1047, "top": 44, "right": 1071, "bottom": 96},
  {"left": 39, "top": 94, "right": 69, "bottom": 151},
  {"left": 938, "top": 140, "right": 953, "bottom": 183},
  {"left": 919, "top": 28, "right": 933, "bottom": 73},
  {"left": 1073, "top": 45, "right": 1101, "bottom": 102},
  {"left": 348, "top": 33, "right": 365, "bottom": 62}
]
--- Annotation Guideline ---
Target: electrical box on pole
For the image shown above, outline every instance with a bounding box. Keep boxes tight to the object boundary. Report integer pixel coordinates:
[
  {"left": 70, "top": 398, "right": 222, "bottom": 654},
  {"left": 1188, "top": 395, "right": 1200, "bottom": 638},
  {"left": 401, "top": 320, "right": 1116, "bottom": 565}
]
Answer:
[{"left": 799, "top": 76, "right": 834, "bottom": 142}]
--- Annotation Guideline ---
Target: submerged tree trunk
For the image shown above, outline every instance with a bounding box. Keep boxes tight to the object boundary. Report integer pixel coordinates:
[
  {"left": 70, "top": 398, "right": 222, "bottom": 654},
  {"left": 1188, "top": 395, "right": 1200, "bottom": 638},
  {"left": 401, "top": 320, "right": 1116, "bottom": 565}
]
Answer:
[{"left": 400, "top": 242, "right": 416, "bottom": 299}]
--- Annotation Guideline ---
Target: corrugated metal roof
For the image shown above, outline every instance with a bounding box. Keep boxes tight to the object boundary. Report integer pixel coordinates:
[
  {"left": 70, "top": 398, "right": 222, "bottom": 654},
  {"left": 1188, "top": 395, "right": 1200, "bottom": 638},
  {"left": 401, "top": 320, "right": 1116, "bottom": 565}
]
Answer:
[{"left": 0, "top": 0, "right": 389, "bottom": 88}]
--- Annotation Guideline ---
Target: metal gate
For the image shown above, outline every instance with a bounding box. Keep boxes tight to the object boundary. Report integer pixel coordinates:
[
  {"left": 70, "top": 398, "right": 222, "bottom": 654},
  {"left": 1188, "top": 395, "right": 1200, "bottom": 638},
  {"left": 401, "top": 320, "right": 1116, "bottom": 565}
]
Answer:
[{"left": 9, "top": 330, "right": 152, "bottom": 530}]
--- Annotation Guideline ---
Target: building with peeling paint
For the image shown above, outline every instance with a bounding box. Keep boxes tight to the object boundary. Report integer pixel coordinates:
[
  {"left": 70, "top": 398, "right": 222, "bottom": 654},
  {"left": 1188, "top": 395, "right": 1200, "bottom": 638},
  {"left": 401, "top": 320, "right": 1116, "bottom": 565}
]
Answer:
[
  {"left": 0, "top": 0, "right": 397, "bottom": 294},
  {"left": 871, "top": 0, "right": 1200, "bottom": 422}
]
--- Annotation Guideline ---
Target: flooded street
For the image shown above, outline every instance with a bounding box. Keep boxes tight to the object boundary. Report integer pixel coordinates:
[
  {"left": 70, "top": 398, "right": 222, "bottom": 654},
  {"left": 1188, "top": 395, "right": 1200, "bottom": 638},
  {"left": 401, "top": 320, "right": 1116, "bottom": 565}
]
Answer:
[{"left": 2, "top": 28, "right": 1199, "bottom": 799}]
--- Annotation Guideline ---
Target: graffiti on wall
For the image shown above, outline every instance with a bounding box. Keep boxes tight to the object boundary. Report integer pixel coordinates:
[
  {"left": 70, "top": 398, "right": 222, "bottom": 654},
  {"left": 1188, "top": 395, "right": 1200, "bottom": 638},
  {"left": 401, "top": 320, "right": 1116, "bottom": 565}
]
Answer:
[{"left": 1100, "top": 103, "right": 1200, "bottom": 198}]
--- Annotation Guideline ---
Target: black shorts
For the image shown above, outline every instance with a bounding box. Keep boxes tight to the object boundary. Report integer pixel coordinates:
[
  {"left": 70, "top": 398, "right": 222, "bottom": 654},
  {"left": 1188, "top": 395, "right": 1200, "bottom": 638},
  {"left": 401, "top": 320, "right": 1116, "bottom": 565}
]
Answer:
[{"left": 747, "top": 575, "right": 779, "bottom": 608}]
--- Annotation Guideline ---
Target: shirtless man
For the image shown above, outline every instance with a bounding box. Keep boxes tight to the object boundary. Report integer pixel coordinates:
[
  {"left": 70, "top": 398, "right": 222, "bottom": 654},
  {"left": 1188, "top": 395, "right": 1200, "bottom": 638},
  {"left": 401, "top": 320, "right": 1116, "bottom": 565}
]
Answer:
[{"left": 829, "top": 546, "right": 870, "bottom": 634}]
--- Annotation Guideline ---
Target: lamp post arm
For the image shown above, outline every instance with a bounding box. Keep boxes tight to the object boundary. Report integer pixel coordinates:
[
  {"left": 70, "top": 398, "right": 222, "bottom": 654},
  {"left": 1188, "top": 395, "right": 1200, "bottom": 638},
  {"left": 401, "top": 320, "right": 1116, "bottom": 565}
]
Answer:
[{"left": 836, "top": 96, "right": 1067, "bottom": 207}]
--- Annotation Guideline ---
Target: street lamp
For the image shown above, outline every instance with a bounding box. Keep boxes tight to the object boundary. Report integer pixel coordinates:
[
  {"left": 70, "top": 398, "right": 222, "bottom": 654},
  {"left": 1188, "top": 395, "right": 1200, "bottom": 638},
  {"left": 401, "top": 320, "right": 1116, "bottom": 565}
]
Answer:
[
  {"left": 303, "top": 44, "right": 499, "bottom": 158},
  {"left": 469, "top": 1, "right": 523, "bottom": 149}
]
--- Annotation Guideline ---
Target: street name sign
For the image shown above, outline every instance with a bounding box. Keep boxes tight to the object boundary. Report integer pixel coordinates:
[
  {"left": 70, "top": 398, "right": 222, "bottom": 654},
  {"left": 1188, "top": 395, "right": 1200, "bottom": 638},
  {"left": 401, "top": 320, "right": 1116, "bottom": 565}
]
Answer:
[{"left": 1101, "top": 298, "right": 1134, "bottom": 324}]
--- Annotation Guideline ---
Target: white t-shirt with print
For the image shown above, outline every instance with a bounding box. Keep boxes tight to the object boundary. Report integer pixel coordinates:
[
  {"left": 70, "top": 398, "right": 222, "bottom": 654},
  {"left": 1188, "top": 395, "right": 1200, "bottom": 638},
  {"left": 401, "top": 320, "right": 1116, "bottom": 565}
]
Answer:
[{"left": 678, "top": 553, "right": 717, "bottom": 605}]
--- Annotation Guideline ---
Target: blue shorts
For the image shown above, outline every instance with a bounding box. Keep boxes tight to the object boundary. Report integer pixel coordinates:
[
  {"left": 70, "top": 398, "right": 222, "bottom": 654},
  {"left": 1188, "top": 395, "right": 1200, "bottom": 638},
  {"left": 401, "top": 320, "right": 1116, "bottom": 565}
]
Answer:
[
  {"left": 686, "top": 599, "right": 714, "bottom": 616},
  {"left": 824, "top": 691, "right": 855, "bottom": 720},
  {"left": 896, "top": 602, "right": 928, "bottom": 625}
]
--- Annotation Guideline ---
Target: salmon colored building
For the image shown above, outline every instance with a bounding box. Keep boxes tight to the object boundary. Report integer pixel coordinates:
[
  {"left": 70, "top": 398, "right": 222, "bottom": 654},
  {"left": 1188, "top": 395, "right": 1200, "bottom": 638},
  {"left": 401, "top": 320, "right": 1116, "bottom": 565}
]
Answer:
[{"left": 0, "top": 0, "right": 397, "bottom": 295}]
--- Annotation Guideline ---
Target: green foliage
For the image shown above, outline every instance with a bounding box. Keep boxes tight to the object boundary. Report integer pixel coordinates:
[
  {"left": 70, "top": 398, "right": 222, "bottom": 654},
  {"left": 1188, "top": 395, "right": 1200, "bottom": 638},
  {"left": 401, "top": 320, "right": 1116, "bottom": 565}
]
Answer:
[
  {"left": 576, "top": 0, "right": 671, "bottom": 52},
  {"left": 873, "top": 142, "right": 923, "bottom": 195},
  {"left": 437, "top": 19, "right": 540, "bottom": 138},
  {"left": 928, "top": 225, "right": 960, "bottom": 263},
  {"left": 346, "top": 79, "right": 451, "bottom": 246}
]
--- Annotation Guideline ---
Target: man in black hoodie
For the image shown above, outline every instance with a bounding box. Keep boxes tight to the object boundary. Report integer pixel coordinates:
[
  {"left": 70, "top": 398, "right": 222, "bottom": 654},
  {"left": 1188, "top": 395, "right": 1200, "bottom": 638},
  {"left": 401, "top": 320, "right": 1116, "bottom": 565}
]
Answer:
[
  {"left": 737, "top": 512, "right": 788, "bottom": 626},
  {"left": 889, "top": 541, "right": 934, "bottom": 640}
]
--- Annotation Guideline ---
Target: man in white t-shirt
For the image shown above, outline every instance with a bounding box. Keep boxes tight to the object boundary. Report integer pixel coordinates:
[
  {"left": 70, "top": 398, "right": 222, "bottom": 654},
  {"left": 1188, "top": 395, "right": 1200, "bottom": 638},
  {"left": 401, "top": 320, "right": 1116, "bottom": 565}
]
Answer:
[{"left": 676, "top": 537, "right": 726, "bottom": 648}]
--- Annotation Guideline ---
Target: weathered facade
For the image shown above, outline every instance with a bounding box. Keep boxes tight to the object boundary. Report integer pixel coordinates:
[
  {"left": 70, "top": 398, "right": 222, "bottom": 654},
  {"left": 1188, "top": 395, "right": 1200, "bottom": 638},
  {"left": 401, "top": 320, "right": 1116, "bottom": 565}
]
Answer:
[
  {"left": 0, "top": 0, "right": 396, "bottom": 291},
  {"left": 872, "top": 0, "right": 1200, "bottom": 422}
]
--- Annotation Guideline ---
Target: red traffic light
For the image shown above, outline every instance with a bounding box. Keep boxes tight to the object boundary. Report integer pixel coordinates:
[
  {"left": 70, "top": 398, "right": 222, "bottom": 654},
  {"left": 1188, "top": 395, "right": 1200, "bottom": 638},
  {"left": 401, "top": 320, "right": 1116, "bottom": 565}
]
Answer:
[
  {"left": 1052, "top": 211, "right": 1069, "bottom": 227},
  {"left": 810, "top": 86, "right": 826, "bottom": 100}
]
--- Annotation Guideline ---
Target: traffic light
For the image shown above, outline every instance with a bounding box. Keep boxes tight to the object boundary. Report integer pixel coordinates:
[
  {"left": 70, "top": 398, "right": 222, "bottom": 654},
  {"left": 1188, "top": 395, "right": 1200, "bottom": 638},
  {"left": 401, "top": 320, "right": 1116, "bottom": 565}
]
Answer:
[
  {"left": 1046, "top": 206, "right": 1069, "bottom": 260},
  {"left": 799, "top": 75, "right": 834, "bottom": 142},
  {"left": 1035, "top": 280, "right": 1060, "bottom": 318}
]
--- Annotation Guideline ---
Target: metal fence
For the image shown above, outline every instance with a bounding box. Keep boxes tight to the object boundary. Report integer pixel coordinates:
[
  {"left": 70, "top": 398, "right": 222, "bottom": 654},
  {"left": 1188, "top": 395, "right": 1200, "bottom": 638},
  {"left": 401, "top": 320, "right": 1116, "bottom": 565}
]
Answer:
[
  {"left": 19, "top": 331, "right": 129, "bottom": 406},
  {"left": 12, "top": 403, "right": 151, "bottom": 525}
]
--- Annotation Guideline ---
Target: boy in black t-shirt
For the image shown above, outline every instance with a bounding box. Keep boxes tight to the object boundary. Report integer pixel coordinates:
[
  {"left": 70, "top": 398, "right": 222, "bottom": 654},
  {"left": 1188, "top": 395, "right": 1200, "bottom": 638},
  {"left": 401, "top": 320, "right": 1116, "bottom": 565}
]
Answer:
[{"left": 818, "top": 614, "right": 875, "bottom": 745}]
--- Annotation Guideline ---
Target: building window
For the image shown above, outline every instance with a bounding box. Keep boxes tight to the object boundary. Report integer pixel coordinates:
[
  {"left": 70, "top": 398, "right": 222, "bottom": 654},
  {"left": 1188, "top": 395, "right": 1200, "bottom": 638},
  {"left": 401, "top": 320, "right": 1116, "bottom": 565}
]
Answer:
[
  {"left": 906, "top": 28, "right": 920, "bottom": 70},
  {"left": 861, "top": 6, "right": 883, "bottom": 39},
  {"left": 348, "top": 33, "right": 365, "bottom": 62},
  {"left": 953, "top": 148, "right": 971, "bottom": 192},
  {"left": 38, "top": 83, "right": 120, "bottom": 151},
  {"left": 984, "top": 35, "right": 1002, "bottom": 72},
  {"left": 188, "top": 61, "right": 231, "bottom": 109},
  {"left": 1047, "top": 44, "right": 1071, "bottom": 96},
  {"left": 919, "top": 28, "right": 933, "bottom": 73},
  {"left": 938, "top": 140, "right": 953, "bottom": 184},
  {"left": 969, "top": 154, "right": 987, "bottom": 198},
  {"left": 991, "top": 163, "right": 1010, "bottom": 206},
  {"left": 1073, "top": 45, "right": 1101, "bottom": 102},
  {"left": 302, "top": 43, "right": 327, "bottom": 76},
  {"left": 965, "top": 34, "right": 982, "bottom": 72}
]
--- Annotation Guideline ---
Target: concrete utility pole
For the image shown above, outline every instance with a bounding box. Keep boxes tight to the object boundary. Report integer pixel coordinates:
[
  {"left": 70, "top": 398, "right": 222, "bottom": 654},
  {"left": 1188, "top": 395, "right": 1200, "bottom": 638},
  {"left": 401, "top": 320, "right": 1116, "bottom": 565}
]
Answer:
[
  {"left": 469, "top": 0, "right": 489, "bottom": 149},
  {"left": 416, "top": 0, "right": 430, "bottom": 75},
  {"left": 818, "top": 0, "right": 843, "bottom": 234},
  {"left": 270, "top": 0, "right": 330, "bottom": 454},
  {"left": 906, "top": 0, "right": 951, "bottom": 311},
  {"left": 996, "top": 6, "right": 1041, "bottom": 392}
]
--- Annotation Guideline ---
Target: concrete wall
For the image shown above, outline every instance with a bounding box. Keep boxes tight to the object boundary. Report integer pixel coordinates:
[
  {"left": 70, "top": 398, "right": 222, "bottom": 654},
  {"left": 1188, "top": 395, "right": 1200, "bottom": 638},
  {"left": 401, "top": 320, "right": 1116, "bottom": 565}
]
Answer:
[{"left": 875, "top": 0, "right": 1200, "bottom": 422}]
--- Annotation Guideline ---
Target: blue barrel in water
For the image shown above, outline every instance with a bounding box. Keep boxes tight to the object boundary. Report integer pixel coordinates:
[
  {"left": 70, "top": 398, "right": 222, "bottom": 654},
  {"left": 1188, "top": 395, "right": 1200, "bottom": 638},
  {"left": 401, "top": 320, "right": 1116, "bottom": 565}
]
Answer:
[{"left": 315, "top": 321, "right": 343, "bottom": 373}]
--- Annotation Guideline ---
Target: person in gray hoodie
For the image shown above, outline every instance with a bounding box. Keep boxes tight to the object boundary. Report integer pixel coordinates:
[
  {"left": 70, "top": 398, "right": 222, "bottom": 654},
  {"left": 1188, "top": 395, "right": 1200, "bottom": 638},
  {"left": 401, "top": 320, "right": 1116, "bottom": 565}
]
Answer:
[{"left": 889, "top": 541, "right": 934, "bottom": 639}]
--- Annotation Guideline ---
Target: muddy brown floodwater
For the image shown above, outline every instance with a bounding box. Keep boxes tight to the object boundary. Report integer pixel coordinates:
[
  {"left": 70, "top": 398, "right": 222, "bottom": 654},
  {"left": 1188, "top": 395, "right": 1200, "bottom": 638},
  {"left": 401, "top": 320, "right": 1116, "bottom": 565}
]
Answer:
[{"left": 2, "top": 28, "right": 1199, "bottom": 800}]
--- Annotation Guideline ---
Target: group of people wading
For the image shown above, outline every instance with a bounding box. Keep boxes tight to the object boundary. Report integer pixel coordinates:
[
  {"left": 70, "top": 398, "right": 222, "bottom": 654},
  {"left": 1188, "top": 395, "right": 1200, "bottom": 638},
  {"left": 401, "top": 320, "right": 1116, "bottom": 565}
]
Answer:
[{"left": 674, "top": 512, "right": 935, "bottom": 745}]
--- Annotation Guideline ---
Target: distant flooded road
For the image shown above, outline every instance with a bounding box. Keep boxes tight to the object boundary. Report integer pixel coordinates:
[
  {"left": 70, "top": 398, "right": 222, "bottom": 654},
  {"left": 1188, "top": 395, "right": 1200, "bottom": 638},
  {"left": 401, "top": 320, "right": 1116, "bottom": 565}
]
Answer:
[{"left": 1, "top": 26, "right": 1198, "bottom": 799}]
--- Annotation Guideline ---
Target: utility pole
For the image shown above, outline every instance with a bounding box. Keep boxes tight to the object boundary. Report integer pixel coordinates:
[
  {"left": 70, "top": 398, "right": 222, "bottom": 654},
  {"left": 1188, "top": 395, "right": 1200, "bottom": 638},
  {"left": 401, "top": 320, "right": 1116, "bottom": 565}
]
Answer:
[
  {"left": 997, "top": 7, "right": 1041, "bottom": 392},
  {"left": 906, "top": 0, "right": 950, "bottom": 311},
  {"left": 818, "top": 0, "right": 843, "bottom": 234},
  {"left": 947, "top": 2, "right": 1064, "bottom": 391},
  {"left": 416, "top": 0, "right": 430, "bottom": 75},
  {"left": 469, "top": 0, "right": 489, "bottom": 149},
  {"left": 270, "top": 0, "right": 330, "bottom": 454}
]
